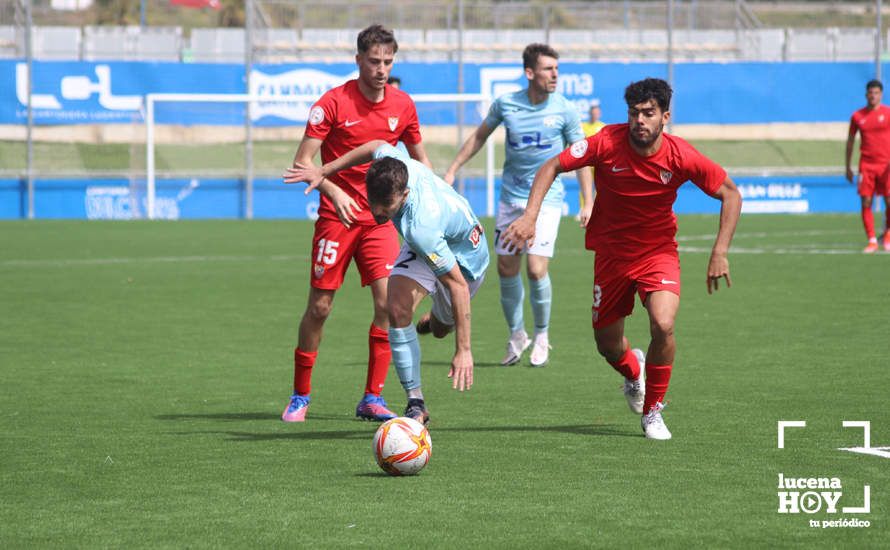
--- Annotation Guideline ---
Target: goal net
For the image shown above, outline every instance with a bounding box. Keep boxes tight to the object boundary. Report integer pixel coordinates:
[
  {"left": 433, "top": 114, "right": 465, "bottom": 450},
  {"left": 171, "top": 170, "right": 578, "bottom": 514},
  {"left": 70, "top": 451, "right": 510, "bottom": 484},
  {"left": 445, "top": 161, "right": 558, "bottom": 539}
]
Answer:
[{"left": 142, "top": 92, "right": 494, "bottom": 220}]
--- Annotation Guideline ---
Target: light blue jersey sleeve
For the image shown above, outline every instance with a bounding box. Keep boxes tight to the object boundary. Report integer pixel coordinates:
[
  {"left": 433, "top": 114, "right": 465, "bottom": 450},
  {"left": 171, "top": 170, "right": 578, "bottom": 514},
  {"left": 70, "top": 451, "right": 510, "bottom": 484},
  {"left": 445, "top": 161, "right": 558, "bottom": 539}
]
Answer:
[
  {"left": 563, "top": 102, "right": 585, "bottom": 144},
  {"left": 482, "top": 96, "right": 504, "bottom": 130}
]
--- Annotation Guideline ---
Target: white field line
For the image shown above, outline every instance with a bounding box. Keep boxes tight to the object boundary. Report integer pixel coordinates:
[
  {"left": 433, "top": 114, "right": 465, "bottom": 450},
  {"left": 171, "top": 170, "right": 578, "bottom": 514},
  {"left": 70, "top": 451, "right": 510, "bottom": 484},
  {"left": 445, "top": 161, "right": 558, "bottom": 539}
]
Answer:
[
  {"left": 677, "top": 228, "right": 859, "bottom": 242},
  {"left": 0, "top": 254, "right": 304, "bottom": 268},
  {"left": 0, "top": 229, "right": 873, "bottom": 266}
]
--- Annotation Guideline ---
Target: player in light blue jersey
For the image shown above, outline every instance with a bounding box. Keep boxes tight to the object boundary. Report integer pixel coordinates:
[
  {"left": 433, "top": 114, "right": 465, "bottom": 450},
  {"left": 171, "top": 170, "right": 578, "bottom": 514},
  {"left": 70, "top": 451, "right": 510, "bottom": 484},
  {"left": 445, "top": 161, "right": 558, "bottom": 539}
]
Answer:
[
  {"left": 286, "top": 141, "right": 490, "bottom": 425},
  {"left": 444, "top": 43, "right": 593, "bottom": 367}
]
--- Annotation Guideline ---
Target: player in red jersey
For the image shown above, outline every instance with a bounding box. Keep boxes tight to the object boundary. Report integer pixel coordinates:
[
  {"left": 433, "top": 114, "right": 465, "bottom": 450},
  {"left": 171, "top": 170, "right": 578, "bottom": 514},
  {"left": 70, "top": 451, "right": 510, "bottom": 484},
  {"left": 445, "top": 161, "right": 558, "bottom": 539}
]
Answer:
[
  {"left": 845, "top": 79, "right": 890, "bottom": 253},
  {"left": 280, "top": 24, "right": 431, "bottom": 423},
  {"left": 501, "top": 78, "right": 741, "bottom": 440}
]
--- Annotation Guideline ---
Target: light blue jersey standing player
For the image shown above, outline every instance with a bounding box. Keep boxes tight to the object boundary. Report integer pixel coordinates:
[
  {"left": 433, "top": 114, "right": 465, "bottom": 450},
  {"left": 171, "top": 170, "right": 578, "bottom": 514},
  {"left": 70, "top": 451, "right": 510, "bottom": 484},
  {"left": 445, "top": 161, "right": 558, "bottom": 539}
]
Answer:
[
  {"left": 443, "top": 43, "right": 593, "bottom": 367},
  {"left": 287, "top": 141, "right": 489, "bottom": 425}
]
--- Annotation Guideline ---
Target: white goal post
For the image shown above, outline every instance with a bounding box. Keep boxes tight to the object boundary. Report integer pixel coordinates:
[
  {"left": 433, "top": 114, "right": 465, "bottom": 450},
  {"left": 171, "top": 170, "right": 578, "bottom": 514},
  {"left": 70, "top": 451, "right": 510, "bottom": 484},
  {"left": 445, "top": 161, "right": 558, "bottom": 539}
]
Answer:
[{"left": 144, "top": 92, "right": 494, "bottom": 220}]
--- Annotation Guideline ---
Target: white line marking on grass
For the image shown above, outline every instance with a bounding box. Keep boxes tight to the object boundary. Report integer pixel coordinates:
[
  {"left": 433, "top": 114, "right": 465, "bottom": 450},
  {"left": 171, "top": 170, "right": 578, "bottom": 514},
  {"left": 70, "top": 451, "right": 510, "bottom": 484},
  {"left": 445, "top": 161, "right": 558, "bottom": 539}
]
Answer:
[
  {"left": 838, "top": 447, "right": 890, "bottom": 459},
  {"left": 678, "top": 246, "right": 864, "bottom": 255},
  {"left": 1, "top": 254, "right": 304, "bottom": 268},
  {"left": 678, "top": 229, "right": 859, "bottom": 242}
]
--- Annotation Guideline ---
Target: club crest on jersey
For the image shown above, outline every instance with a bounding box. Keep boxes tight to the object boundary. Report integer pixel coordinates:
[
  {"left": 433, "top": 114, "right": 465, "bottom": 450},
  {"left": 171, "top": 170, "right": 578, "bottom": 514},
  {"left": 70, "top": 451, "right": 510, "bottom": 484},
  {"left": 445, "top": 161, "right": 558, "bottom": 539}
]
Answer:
[
  {"left": 469, "top": 224, "right": 483, "bottom": 248},
  {"left": 309, "top": 106, "right": 324, "bottom": 126},
  {"left": 570, "top": 139, "right": 588, "bottom": 158},
  {"left": 313, "top": 263, "right": 325, "bottom": 278},
  {"left": 388, "top": 116, "right": 399, "bottom": 132},
  {"left": 543, "top": 115, "right": 561, "bottom": 128},
  {"left": 660, "top": 169, "right": 673, "bottom": 185}
]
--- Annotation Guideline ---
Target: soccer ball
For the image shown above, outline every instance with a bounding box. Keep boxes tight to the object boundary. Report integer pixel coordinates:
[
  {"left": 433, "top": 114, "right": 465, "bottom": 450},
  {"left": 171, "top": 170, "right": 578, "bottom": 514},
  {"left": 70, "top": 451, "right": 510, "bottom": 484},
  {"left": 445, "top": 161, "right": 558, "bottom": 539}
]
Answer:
[{"left": 372, "top": 417, "right": 432, "bottom": 476}]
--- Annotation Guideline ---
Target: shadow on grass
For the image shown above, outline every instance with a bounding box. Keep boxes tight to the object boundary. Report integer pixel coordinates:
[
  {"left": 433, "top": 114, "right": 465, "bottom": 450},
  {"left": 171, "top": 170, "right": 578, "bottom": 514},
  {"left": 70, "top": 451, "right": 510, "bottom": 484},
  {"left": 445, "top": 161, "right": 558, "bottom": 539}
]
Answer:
[{"left": 170, "top": 422, "right": 638, "bottom": 442}]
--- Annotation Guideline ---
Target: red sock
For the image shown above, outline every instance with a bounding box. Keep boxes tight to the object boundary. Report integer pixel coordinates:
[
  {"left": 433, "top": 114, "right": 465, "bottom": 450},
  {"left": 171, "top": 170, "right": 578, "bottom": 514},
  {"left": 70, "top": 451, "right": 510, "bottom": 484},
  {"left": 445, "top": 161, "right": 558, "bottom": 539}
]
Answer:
[
  {"left": 293, "top": 348, "right": 317, "bottom": 395},
  {"left": 607, "top": 347, "right": 641, "bottom": 381},
  {"left": 364, "top": 324, "right": 391, "bottom": 396},
  {"left": 862, "top": 205, "right": 875, "bottom": 239},
  {"left": 885, "top": 200, "right": 890, "bottom": 235},
  {"left": 643, "top": 364, "right": 673, "bottom": 414}
]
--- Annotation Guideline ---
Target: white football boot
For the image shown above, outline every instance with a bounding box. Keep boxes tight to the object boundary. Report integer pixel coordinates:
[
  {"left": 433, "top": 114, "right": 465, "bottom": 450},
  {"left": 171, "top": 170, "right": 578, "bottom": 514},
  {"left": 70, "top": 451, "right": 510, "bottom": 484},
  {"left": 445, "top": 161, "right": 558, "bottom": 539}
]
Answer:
[
  {"left": 500, "top": 329, "right": 531, "bottom": 366},
  {"left": 623, "top": 348, "right": 646, "bottom": 414},
  {"left": 641, "top": 402, "right": 672, "bottom": 440},
  {"left": 529, "top": 332, "right": 551, "bottom": 367}
]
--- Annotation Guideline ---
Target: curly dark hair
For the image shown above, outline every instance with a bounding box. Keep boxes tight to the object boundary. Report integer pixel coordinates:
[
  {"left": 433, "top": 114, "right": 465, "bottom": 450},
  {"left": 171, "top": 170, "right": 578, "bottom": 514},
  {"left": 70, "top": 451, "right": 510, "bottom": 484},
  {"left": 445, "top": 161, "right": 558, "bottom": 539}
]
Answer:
[{"left": 624, "top": 78, "right": 672, "bottom": 112}]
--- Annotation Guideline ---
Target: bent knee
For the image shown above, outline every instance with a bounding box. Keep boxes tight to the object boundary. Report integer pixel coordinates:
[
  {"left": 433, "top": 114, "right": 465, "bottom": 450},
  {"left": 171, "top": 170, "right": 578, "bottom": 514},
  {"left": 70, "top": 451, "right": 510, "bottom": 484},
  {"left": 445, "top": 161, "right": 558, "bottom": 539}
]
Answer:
[{"left": 649, "top": 318, "right": 675, "bottom": 340}]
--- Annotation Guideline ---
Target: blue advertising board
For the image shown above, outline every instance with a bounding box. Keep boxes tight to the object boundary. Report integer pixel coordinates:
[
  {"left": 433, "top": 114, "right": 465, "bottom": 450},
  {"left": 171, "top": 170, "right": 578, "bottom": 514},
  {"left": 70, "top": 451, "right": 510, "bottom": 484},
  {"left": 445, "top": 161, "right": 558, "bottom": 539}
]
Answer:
[{"left": 0, "top": 59, "right": 883, "bottom": 126}]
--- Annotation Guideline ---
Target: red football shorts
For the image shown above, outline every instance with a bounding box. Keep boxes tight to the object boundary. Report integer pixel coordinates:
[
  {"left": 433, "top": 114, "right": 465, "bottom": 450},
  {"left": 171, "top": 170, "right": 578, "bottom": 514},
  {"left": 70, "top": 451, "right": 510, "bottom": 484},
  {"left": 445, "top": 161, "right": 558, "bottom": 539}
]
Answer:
[
  {"left": 309, "top": 218, "right": 399, "bottom": 290},
  {"left": 858, "top": 162, "right": 890, "bottom": 197},
  {"left": 592, "top": 250, "right": 681, "bottom": 329}
]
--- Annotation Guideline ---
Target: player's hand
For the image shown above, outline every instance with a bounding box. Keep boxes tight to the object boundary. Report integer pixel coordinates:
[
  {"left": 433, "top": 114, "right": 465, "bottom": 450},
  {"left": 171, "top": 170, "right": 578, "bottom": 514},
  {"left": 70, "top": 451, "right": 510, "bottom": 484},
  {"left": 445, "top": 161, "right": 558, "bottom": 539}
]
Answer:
[
  {"left": 283, "top": 163, "right": 325, "bottom": 195},
  {"left": 330, "top": 187, "right": 361, "bottom": 229},
  {"left": 443, "top": 171, "right": 456, "bottom": 186},
  {"left": 707, "top": 251, "right": 731, "bottom": 294},
  {"left": 578, "top": 201, "right": 593, "bottom": 227},
  {"left": 845, "top": 168, "right": 854, "bottom": 184},
  {"left": 500, "top": 214, "right": 536, "bottom": 254},
  {"left": 448, "top": 349, "right": 474, "bottom": 391}
]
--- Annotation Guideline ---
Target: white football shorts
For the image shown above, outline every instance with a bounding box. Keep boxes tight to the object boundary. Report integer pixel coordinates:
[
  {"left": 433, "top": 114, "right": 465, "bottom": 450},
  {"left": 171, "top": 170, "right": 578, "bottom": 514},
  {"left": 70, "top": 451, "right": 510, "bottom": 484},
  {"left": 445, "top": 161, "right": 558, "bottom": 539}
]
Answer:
[
  {"left": 494, "top": 201, "right": 562, "bottom": 257},
  {"left": 390, "top": 243, "right": 485, "bottom": 327}
]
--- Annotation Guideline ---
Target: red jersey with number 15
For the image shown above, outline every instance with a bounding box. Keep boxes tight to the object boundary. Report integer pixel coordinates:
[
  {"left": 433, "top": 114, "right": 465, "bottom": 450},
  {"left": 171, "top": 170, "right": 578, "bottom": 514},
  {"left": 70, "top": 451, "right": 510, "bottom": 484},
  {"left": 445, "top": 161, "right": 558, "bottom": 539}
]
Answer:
[
  {"left": 849, "top": 104, "right": 890, "bottom": 166},
  {"left": 559, "top": 124, "right": 726, "bottom": 261},
  {"left": 304, "top": 80, "right": 423, "bottom": 225}
]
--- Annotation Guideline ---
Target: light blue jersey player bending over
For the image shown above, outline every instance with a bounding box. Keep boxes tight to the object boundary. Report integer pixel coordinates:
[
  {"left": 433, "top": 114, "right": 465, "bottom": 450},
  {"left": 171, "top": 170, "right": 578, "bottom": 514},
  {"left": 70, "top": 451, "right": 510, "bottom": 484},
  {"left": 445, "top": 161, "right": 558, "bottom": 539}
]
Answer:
[
  {"left": 287, "top": 142, "right": 489, "bottom": 425},
  {"left": 444, "top": 43, "right": 593, "bottom": 367}
]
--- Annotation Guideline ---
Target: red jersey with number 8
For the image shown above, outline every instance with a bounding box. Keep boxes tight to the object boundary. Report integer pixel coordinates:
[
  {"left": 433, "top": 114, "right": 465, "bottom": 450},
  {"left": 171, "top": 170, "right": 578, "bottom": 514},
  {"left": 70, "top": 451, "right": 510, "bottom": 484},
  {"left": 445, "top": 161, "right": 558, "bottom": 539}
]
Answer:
[
  {"left": 304, "top": 80, "right": 423, "bottom": 225},
  {"left": 559, "top": 124, "right": 726, "bottom": 261}
]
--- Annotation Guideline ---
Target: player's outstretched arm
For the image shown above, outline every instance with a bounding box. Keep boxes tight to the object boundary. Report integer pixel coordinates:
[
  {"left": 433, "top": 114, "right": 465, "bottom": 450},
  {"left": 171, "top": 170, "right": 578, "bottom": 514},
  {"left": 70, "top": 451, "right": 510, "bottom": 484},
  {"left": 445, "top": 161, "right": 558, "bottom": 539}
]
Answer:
[
  {"left": 285, "top": 139, "right": 386, "bottom": 191},
  {"left": 443, "top": 122, "right": 495, "bottom": 185},
  {"left": 707, "top": 176, "right": 742, "bottom": 294},
  {"left": 576, "top": 165, "right": 594, "bottom": 227},
  {"left": 500, "top": 155, "right": 563, "bottom": 252},
  {"left": 438, "top": 265, "right": 473, "bottom": 391}
]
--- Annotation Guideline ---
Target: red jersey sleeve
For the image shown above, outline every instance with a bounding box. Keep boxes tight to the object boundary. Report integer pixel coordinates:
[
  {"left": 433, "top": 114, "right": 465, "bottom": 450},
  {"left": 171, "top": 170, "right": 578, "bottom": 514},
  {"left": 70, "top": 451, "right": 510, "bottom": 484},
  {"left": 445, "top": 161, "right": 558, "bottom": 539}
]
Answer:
[
  {"left": 303, "top": 92, "right": 336, "bottom": 141},
  {"left": 680, "top": 142, "right": 727, "bottom": 195},
  {"left": 399, "top": 103, "right": 422, "bottom": 145},
  {"left": 558, "top": 133, "right": 601, "bottom": 172}
]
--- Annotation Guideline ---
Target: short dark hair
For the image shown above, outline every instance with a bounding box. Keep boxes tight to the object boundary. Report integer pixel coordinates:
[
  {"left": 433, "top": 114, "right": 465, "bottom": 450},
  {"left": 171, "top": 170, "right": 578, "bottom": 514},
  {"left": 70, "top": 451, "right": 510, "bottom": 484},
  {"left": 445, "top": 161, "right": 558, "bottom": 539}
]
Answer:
[
  {"left": 867, "top": 79, "right": 883, "bottom": 91},
  {"left": 366, "top": 156, "right": 408, "bottom": 206},
  {"left": 624, "top": 78, "right": 672, "bottom": 112},
  {"left": 357, "top": 24, "right": 398, "bottom": 54},
  {"left": 387, "top": 76, "right": 401, "bottom": 86},
  {"left": 522, "top": 43, "right": 558, "bottom": 70}
]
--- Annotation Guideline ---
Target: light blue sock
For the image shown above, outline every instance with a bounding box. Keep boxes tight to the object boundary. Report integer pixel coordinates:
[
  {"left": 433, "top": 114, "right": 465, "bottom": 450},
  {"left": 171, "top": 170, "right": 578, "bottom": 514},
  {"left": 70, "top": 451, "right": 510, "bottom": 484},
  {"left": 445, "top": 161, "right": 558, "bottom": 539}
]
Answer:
[
  {"left": 529, "top": 274, "right": 552, "bottom": 334},
  {"left": 388, "top": 325, "right": 421, "bottom": 391},
  {"left": 499, "top": 274, "right": 525, "bottom": 333}
]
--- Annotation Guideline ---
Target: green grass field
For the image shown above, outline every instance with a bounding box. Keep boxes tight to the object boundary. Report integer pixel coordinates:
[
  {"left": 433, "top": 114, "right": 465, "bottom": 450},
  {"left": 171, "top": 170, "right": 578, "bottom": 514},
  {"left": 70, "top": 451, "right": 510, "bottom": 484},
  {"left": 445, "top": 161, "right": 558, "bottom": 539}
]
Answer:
[{"left": 1, "top": 215, "right": 887, "bottom": 547}]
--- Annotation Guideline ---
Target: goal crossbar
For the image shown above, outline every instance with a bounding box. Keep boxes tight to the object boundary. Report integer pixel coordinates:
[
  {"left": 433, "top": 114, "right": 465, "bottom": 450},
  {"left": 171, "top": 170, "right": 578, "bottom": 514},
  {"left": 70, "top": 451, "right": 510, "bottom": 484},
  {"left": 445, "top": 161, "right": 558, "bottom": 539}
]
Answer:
[{"left": 144, "top": 92, "right": 493, "bottom": 220}]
